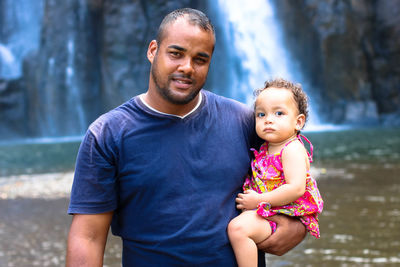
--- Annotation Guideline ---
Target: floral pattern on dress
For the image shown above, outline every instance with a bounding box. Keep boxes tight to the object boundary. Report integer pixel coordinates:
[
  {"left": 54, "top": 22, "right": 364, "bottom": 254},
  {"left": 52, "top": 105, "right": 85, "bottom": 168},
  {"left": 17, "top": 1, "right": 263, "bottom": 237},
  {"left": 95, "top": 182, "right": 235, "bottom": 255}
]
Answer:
[{"left": 243, "top": 135, "right": 324, "bottom": 238}]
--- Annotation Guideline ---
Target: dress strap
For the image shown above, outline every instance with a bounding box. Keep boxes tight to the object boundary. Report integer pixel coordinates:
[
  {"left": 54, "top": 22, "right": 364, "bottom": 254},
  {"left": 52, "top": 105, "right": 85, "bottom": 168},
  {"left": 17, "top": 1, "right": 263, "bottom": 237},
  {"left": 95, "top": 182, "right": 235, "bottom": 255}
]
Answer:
[
  {"left": 279, "top": 134, "right": 313, "bottom": 163},
  {"left": 297, "top": 134, "right": 314, "bottom": 163},
  {"left": 250, "top": 143, "right": 267, "bottom": 160}
]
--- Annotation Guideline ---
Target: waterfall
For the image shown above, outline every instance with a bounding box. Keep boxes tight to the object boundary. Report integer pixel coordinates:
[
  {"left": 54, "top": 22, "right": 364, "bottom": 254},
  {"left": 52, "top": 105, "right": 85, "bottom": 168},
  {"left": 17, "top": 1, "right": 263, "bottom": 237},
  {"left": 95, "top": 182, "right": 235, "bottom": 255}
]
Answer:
[
  {"left": 0, "top": 0, "right": 338, "bottom": 141},
  {"left": 214, "top": 0, "right": 319, "bottom": 128},
  {"left": 0, "top": 44, "right": 18, "bottom": 77},
  {"left": 0, "top": 0, "right": 99, "bottom": 139},
  {"left": 66, "top": 35, "right": 86, "bottom": 135},
  {"left": 0, "top": 0, "right": 43, "bottom": 79}
]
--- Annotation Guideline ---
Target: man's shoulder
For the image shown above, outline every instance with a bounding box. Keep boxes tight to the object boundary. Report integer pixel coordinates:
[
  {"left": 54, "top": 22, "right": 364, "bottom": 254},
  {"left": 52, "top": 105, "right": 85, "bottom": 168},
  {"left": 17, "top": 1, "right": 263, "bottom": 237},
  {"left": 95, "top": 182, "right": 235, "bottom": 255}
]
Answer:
[
  {"left": 88, "top": 98, "right": 138, "bottom": 137},
  {"left": 203, "top": 90, "right": 252, "bottom": 114}
]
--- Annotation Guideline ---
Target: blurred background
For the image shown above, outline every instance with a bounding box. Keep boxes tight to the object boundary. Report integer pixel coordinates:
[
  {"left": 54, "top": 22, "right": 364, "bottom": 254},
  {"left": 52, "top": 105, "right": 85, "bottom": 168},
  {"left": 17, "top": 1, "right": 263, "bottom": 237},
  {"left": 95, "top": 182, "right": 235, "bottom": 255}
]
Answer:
[{"left": 0, "top": 0, "right": 399, "bottom": 266}]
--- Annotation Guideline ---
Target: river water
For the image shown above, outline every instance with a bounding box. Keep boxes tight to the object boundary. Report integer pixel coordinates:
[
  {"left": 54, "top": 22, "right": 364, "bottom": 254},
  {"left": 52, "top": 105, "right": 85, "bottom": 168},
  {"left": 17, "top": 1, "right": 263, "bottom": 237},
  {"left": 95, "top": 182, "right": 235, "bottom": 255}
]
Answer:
[
  {"left": 266, "top": 128, "right": 400, "bottom": 266},
  {"left": 0, "top": 127, "right": 399, "bottom": 266}
]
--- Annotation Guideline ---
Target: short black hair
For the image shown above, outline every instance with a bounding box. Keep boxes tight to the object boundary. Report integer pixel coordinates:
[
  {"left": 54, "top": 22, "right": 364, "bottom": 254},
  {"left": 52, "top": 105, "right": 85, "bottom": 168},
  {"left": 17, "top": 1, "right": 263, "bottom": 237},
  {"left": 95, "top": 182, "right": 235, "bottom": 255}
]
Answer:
[{"left": 156, "top": 8, "right": 215, "bottom": 44}]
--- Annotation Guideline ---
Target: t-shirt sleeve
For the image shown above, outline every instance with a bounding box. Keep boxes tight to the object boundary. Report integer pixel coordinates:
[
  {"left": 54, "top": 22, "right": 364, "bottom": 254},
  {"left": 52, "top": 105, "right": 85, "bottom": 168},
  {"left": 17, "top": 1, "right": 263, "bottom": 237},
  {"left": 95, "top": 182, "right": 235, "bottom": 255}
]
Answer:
[{"left": 68, "top": 123, "right": 118, "bottom": 214}]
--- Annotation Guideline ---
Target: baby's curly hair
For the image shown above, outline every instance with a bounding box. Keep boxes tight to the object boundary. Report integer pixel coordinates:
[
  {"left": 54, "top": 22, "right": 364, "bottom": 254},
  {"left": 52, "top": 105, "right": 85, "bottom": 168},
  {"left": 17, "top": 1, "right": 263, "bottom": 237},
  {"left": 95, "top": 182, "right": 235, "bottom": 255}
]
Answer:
[{"left": 254, "top": 78, "right": 309, "bottom": 128}]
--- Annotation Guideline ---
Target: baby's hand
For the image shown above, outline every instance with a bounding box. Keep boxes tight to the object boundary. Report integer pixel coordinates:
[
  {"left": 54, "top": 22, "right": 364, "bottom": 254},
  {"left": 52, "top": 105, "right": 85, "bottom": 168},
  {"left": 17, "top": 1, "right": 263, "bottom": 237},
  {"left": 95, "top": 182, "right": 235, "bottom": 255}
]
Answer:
[{"left": 235, "top": 190, "right": 261, "bottom": 210}]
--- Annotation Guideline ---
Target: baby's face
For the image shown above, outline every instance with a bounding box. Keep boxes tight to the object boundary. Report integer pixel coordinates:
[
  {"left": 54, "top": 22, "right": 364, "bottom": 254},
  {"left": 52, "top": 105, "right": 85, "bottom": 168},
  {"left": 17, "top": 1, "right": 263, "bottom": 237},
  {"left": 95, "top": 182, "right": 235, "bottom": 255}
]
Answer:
[{"left": 254, "top": 87, "right": 302, "bottom": 144}]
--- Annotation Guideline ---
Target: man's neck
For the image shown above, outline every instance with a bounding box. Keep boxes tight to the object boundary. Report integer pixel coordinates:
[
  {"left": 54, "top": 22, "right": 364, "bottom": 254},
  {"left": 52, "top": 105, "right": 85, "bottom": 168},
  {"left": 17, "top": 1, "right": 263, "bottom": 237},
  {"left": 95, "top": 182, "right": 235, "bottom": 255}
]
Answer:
[{"left": 140, "top": 92, "right": 202, "bottom": 119}]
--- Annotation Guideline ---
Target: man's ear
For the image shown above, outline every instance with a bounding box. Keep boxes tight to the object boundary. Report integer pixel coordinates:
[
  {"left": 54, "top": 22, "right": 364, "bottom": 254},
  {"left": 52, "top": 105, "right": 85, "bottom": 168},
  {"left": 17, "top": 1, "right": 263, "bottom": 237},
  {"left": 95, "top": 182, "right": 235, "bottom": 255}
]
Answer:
[
  {"left": 295, "top": 114, "right": 306, "bottom": 131},
  {"left": 147, "top": 40, "right": 157, "bottom": 63}
]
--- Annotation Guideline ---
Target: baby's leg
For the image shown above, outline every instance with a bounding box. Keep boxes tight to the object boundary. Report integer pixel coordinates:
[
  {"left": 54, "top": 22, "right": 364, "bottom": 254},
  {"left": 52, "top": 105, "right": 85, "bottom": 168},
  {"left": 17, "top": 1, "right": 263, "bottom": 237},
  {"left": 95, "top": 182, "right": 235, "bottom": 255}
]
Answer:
[{"left": 228, "top": 210, "right": 272, "bottom": 267}]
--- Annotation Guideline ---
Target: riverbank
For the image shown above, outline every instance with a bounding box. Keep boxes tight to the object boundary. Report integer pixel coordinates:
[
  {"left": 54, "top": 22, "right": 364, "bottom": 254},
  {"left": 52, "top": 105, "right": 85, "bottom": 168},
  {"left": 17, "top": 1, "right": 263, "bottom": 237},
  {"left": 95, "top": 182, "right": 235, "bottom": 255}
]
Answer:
[
  {"left": 0, "top": 172, "right": 122, "bottom": 267},
  {"left": 0, "top": 169, "right": 320, "bottom": 267},
  {"left": 0, "top": 172, "right": 73, "bottom": 266},
  {"left": 0, "top": 172, "right": 73, "bottom": 199}
]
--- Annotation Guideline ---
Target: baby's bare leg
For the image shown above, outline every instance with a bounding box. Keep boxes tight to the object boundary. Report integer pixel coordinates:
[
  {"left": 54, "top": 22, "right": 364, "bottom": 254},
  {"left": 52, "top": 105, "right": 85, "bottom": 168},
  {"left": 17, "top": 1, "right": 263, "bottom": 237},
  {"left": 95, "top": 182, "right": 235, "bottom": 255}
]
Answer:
[{"left": 228, "top": 211, "right": 272, "bottom": 267}]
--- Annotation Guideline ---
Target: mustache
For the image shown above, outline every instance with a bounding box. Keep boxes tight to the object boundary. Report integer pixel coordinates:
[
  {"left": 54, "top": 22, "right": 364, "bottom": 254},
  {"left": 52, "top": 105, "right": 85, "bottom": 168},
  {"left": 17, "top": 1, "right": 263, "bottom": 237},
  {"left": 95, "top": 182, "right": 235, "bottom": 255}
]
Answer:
[{"left": 169, "top": 73, "right": 193, "bottom": 81}]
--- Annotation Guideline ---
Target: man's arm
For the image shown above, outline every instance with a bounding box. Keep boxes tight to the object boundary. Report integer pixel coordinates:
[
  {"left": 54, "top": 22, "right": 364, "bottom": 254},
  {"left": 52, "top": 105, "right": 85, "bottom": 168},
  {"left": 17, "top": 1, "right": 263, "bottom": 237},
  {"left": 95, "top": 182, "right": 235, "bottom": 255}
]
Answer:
[
  {"left": 256, "top": 215, "right": 306, "bottom": 256},
  {"left": 66, "top": 212, "right": 113, "bottom": 267}
]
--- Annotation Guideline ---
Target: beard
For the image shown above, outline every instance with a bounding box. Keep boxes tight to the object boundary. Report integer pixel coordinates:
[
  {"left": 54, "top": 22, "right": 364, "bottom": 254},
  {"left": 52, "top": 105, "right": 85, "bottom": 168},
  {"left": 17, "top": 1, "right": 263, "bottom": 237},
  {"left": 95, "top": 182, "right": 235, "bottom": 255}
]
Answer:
[{"left": 151, "top": 56, "right": 202, "bottom": 105}]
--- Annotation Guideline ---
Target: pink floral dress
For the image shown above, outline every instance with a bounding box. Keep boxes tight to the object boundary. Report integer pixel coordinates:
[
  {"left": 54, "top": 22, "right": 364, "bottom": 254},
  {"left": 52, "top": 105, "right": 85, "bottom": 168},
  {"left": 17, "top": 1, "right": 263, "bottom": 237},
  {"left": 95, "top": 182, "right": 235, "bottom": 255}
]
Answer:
[{"left": 243, "top": 134, "right": 323, "bottom": 238}]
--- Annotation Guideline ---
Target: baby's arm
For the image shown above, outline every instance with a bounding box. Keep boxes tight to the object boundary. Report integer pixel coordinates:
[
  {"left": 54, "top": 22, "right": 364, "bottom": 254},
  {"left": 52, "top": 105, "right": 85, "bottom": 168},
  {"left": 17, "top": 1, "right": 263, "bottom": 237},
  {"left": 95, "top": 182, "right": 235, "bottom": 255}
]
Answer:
[{"left": 237, "top": 141, "right": 308, "bottom": 209}]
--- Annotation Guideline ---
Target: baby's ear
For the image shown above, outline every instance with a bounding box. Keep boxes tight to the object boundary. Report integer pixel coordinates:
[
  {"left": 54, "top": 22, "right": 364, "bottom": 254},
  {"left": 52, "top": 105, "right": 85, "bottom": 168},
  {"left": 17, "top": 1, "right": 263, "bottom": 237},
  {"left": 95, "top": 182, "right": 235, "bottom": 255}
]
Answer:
[{"left": 295, "top": 114, "right": 306, "bottom": 131}]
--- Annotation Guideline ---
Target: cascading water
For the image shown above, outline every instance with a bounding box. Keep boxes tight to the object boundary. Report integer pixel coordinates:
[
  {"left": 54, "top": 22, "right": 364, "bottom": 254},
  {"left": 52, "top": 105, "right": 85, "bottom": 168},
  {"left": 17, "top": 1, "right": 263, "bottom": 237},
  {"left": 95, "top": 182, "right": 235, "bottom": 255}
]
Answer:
[
  {"left": 66, "top": 34, "right": 86, "bottom": 135},
  {"left": 0, "top": 0, "right": 336, "bottom": 141},
  {"left": 0, "top": 0, "right": 99, "bottom": 139},
  {"left": 214, "top": 0, "right": 320, "bottom": 128},
  {"left": 0, "top": 43, "right": 18, "bottom": 77},
  {"left": 0, "top": 0, "right": 43, "bottom": 79}
]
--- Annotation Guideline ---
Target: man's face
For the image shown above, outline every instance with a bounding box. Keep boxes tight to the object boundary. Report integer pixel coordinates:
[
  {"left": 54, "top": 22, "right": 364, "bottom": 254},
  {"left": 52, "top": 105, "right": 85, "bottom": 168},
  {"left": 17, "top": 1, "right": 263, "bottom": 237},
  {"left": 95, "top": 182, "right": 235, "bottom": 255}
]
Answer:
[{"left": 147, "top": 18, "right": 215, "bottom": 106}]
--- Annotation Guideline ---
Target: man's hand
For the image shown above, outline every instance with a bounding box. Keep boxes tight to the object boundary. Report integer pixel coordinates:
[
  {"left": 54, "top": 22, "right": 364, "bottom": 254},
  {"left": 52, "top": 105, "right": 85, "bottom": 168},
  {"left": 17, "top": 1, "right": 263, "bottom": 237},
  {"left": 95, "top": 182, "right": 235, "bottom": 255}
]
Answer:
[
  {"left": 235, "top": 190, "right": 261, "bottom": 210},
  {"left": 256, "top": 215, "right": 306, "bottom": 256}
]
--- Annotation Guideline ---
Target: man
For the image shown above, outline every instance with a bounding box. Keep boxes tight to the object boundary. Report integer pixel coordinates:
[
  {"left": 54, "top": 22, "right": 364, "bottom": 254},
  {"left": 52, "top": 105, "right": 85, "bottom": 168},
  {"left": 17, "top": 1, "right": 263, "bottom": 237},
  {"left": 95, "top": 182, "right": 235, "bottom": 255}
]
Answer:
[{"left": 66, "top": 8, "right": 306, "bottom": 266}]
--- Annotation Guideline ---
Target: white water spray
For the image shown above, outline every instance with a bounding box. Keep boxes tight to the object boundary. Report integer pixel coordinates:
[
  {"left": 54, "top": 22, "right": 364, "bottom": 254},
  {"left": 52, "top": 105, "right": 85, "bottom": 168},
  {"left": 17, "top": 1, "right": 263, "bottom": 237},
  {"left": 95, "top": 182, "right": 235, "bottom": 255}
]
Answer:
[
  {"left": 0, "top": 0, "right": 43, "bottom": 79},
  {"left": 215, "top": 0, "right": 320, "bottom": 127},
  {"left": 66, "top": 37, "right": 86, "bottom": 133}
]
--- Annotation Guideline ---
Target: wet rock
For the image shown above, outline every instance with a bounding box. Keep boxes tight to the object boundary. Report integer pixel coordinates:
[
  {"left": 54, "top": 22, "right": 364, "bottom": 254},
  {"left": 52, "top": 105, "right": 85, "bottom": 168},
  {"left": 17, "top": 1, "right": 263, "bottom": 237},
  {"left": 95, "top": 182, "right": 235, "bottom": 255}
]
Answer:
[
  {"left": 273, "top": 0, "right": 400, "bottom": 125},
  {"left": 344, "top": 100, "right": 379, "bottom": 125},
  {"left": 0, "top": 0, "right": 202, "bottom": 139},
  {"left": 1, "top": 0, "right": 399, "bottom": 139},
  {"left": 0, "top": 79, "right": 28, "bottom": 138}
]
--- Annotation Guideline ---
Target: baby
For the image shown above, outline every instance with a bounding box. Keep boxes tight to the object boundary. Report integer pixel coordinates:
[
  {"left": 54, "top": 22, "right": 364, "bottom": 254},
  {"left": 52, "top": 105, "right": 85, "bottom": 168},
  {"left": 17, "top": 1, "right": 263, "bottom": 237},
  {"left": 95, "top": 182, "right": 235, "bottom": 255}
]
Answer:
[{"left": 228, "top": 78, "right": 324, "bottom": 267}]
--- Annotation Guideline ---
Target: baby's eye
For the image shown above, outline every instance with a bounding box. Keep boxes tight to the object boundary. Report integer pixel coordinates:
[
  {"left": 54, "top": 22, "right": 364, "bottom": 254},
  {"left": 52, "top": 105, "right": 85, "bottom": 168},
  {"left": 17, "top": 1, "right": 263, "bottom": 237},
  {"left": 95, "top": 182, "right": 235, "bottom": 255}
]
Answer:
[
  {"left": 256, "top": 112, "right": 265, "bottom": 118},
  {"left": 275, "top": 111, "right": 284, "bottom": 116}
]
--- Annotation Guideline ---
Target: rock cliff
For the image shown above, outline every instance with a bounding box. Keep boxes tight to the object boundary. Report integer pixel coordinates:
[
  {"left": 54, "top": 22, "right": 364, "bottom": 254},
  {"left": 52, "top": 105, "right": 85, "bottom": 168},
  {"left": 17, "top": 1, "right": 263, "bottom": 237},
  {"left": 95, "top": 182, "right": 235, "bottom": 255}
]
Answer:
[
  {"left": 0, "top": 0, "right": 203, "bottom": 138},
  {"left": 272, "top": 0, "right": 400, "bottom": 125},
  {"left": 0, "top": 0, "right": 399, "bottom": 139}
]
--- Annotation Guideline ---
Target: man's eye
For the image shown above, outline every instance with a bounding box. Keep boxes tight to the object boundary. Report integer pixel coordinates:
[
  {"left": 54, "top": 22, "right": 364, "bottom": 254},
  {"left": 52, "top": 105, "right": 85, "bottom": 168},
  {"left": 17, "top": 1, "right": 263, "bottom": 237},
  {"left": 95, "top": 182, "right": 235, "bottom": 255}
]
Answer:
[
  {"left": 256, "top": 112, "right": 265, "bottom": 118},
  {"left": 194, "top": 57, "right": 207, "bottom": 64},
  {"left": 170, "top": 51, "right": 181, "bottom": 57}
]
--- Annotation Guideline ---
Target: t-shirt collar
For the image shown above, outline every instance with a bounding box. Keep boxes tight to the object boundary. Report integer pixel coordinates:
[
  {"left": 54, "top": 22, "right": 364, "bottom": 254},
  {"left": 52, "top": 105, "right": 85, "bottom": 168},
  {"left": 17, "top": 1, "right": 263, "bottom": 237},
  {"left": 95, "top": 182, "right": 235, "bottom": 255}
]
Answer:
[{"left": 139, "top": 91, "right": 203, "bottom": 119}]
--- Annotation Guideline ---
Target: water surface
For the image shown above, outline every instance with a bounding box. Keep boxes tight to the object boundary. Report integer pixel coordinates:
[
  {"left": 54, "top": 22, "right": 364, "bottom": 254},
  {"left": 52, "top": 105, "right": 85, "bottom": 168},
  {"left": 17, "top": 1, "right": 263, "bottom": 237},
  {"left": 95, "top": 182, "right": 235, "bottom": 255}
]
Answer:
[
  {"left": 0, "top": 128, "right": 399, "bottom": 266},
  {"left": 265, "top": 128, "right": 400, "bottom": 266}
]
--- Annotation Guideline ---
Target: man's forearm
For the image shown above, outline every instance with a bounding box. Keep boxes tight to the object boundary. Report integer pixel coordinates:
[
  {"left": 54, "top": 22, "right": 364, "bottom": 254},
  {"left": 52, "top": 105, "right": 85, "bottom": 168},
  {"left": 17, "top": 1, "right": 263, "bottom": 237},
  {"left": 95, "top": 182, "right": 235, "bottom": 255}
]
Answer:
[
  {"left": 66, "top": 237, "right": 105, "bottom": 267},
  {"left": 66, "top": 213, "right": 112, "bottom": 267}
]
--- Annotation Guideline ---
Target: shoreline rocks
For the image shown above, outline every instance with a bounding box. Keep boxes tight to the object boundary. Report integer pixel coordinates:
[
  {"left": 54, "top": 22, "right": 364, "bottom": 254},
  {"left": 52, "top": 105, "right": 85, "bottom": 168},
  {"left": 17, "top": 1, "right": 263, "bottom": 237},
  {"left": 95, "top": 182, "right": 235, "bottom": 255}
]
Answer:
[{"left": 0, "top": 172, "right": 73, "bottom": 199}]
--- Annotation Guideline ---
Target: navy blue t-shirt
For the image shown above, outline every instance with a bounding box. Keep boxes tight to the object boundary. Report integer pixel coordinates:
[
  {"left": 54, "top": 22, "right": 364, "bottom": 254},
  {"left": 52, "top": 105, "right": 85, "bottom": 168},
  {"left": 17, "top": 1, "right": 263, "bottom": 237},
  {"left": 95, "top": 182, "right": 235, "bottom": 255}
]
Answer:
[{"left": 68, "top": 90, "right": 265, "bottom": 266}]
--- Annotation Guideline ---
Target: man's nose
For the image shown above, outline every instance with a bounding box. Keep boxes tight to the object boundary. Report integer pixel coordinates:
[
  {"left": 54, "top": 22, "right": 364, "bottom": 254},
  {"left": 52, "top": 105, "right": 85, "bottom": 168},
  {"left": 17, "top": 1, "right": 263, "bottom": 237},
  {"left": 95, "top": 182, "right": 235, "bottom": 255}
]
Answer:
[{"left": 177, "top": 57, "right": 194, "bottom": 74}]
